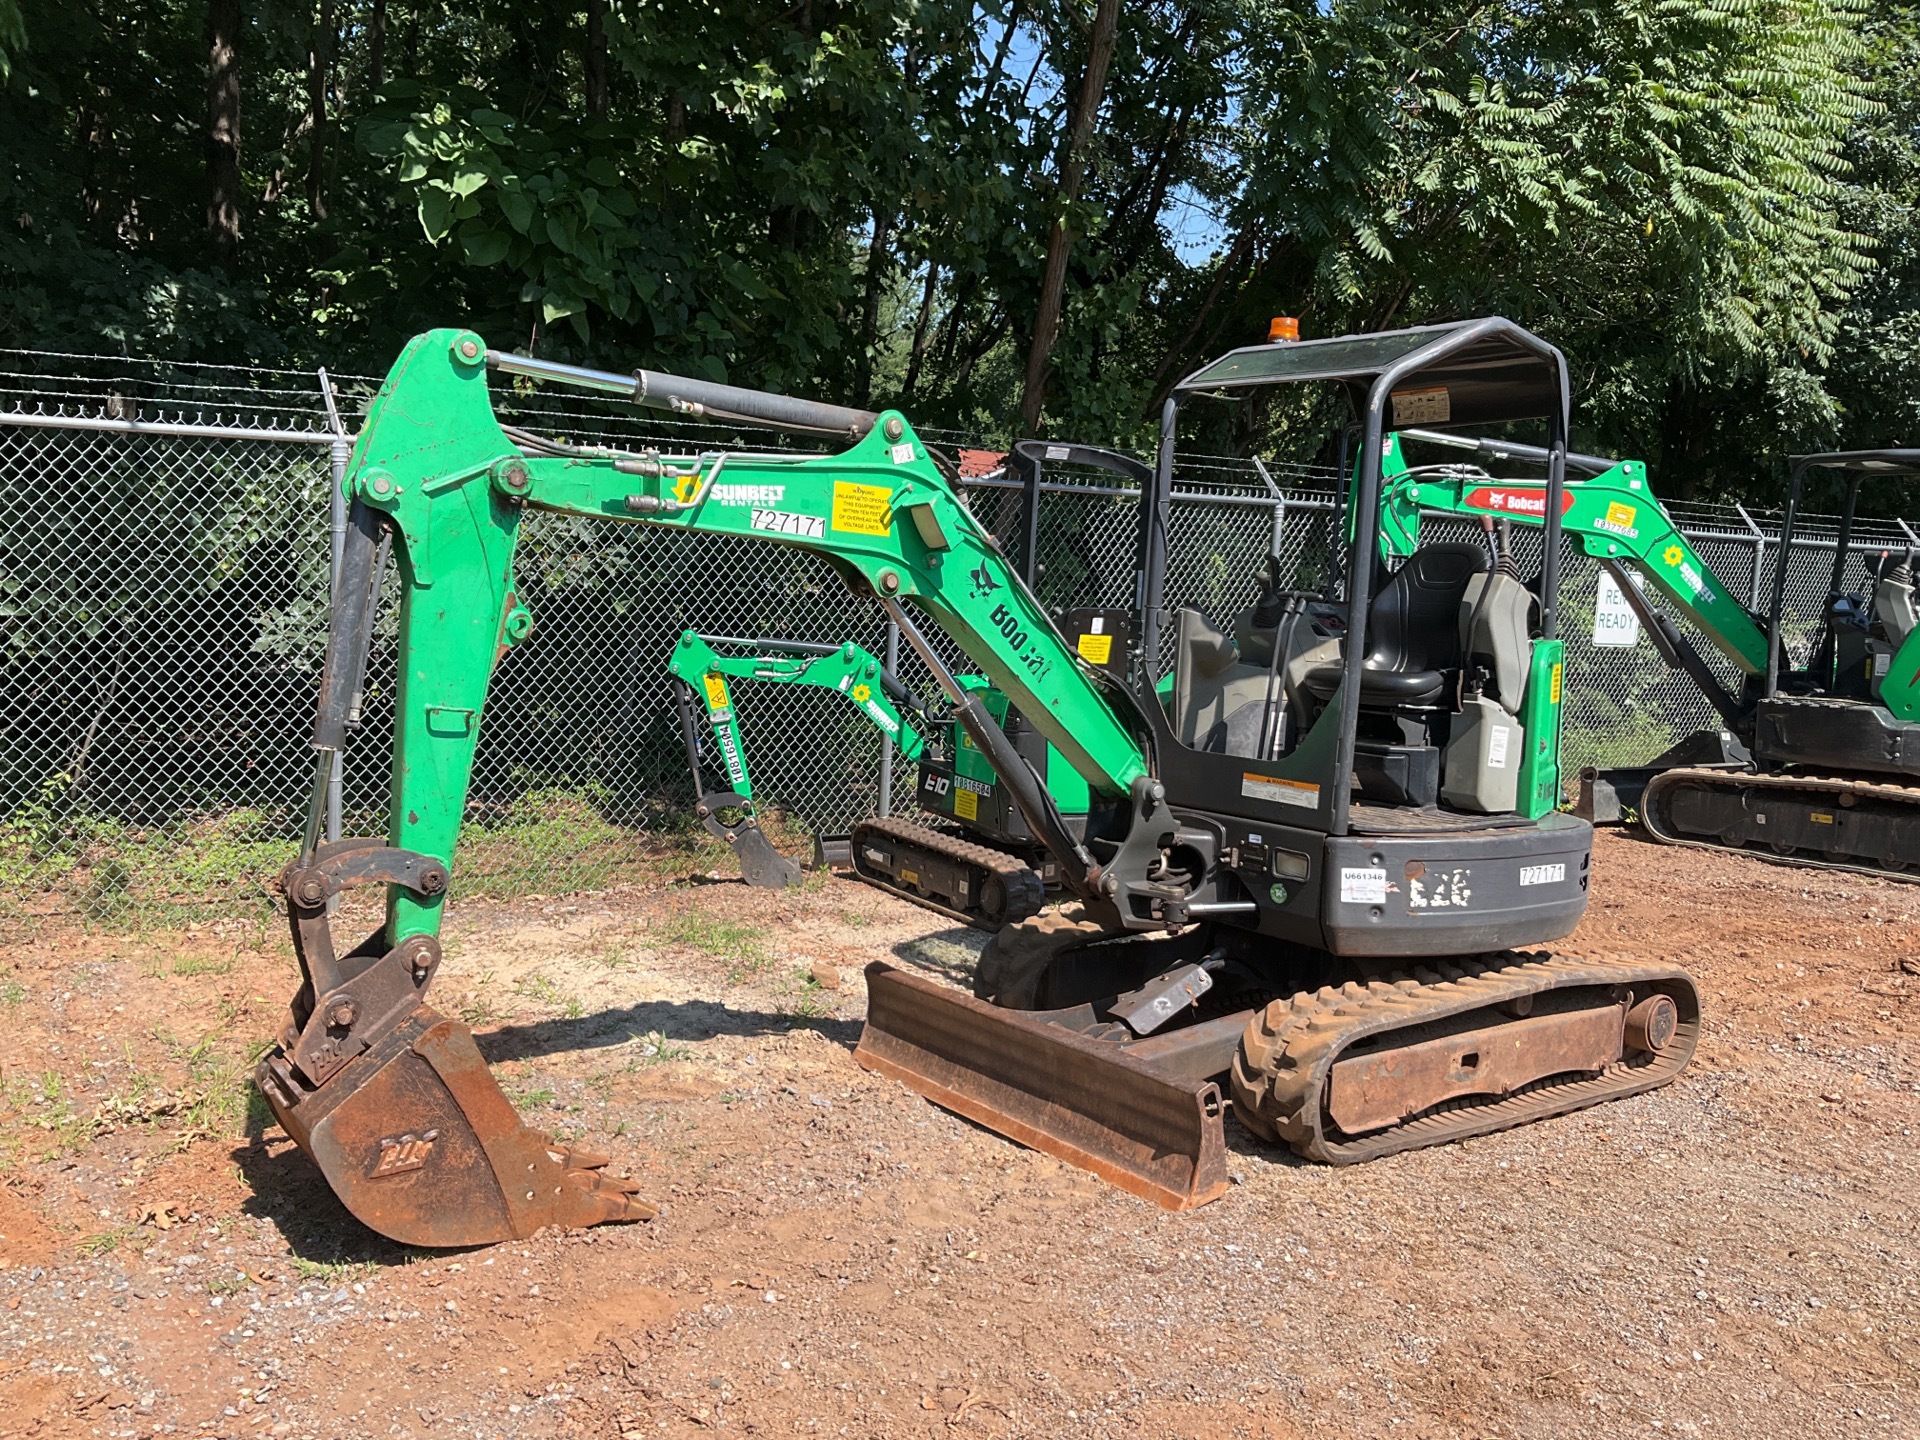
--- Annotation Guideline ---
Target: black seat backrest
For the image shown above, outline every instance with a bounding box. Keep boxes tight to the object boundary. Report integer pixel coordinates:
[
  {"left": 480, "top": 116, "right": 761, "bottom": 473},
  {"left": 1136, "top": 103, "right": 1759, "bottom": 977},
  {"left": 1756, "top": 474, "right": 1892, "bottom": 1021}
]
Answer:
[{"left": 1363, "top": 543, "right": 1490, "bottom": 675}]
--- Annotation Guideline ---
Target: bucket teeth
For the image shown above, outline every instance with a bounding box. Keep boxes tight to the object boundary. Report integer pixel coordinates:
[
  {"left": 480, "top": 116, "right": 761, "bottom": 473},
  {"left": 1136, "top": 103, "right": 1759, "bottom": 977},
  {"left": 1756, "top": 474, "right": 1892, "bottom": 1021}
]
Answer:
[{"left": 547, "top": 1145, "right": 660, "bottom": 1224}]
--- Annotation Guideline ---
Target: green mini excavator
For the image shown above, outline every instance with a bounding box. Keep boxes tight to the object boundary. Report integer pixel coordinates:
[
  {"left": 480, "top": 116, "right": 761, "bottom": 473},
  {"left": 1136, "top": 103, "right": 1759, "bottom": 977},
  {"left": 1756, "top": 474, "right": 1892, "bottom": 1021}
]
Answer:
[
  {"left": 665, "top": 440, "right": 1145, "bottom": 928},
  {"left": 258, "top": 320, "right": 1699, "bottom": 1246},
  {"left": 1386, "top": 431, "right": 1920, "bottom": 880}
]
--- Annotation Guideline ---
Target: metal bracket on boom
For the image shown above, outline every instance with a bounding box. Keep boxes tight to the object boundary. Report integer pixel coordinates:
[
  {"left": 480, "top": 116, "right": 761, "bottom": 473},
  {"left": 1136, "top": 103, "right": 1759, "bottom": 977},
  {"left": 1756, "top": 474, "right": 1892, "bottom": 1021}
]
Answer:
[{"left": 278, "top": 838, "right": 450, "bottom": 1087}]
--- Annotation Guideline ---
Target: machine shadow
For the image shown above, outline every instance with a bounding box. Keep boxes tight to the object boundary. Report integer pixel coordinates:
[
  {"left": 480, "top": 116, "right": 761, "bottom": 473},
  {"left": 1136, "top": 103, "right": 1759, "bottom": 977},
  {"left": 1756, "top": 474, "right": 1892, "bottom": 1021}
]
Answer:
[{"left": 474, "top": 999, "right": 864, "bottom": 1063}]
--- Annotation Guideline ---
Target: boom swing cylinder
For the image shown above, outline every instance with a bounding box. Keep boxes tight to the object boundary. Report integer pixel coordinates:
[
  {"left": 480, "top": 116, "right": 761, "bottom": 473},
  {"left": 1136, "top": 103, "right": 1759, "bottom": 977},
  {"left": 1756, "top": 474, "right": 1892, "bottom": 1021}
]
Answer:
[{"left": 260, "top": 324, "right": 1700, "bottom": 1243}]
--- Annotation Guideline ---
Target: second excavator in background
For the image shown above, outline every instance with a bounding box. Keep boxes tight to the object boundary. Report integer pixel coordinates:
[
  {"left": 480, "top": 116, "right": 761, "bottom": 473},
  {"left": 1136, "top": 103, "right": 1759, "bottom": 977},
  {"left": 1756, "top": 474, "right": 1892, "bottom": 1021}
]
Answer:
[
  {"left": 671, "top": 442, "right": 1147, "bottom": 927},
  {"left": 1388, "top": 431, "right": 1920, "bottom": 880}
]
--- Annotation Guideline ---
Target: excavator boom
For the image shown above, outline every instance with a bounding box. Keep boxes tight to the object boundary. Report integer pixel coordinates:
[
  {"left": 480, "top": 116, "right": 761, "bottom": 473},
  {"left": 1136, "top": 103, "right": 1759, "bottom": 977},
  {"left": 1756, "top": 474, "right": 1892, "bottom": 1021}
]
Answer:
[{"left": 260, "top": 330, "right": 1172, "bottom": 1244}]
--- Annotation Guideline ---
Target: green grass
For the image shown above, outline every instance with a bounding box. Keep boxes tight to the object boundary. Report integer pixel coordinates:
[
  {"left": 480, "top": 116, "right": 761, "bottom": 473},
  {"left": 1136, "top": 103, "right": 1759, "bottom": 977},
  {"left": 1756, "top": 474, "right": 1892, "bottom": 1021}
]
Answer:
[
  {"left": 141, "top": 952, "right": 237, "bottom": 980},
  {"left": 0, "top": 979, "right": 23, "bottom": 1006},
  {"left": 77, "top": 1226, "right": 141, "bottom": 1257},
  {"left": 0, "top": 789, "right": 293, "bottom": 925},
  {"left": 785, "top": 967, "right": 834, "bottom": 1019},
  {"left": 151, "top": 1014, "right": 267, "bottom": 1141},
  {"left": 623, "top": 1030, "right": 693, "bottom": 1066},
  {"left": 595, "top": 942, "right": 635, "bottom": 970},
  {"left": 657, "top": 912, "right": 769, "bottom": 979},
  {"left": 457, "top": 992, "right": 503, "bottom": 1027},
  {"left": 290, "top": 1255, "right": 378, "bottom": 1284},
  {"left": 205, "top": 1269, "right": 253, "bottom": 1296},
  {"left": 509, "top": 971, "right": 586, "bottom": 1019},
  {"left": 0, "top": 781, "right": 738, "bottom": 929}
]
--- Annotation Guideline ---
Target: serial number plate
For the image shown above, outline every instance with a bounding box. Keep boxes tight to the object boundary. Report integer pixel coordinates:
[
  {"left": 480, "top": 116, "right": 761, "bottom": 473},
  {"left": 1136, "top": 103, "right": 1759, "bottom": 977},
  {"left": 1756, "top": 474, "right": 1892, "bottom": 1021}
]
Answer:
[{"left": 1518, "top": 863, "right": 1566, "bottom": 887}]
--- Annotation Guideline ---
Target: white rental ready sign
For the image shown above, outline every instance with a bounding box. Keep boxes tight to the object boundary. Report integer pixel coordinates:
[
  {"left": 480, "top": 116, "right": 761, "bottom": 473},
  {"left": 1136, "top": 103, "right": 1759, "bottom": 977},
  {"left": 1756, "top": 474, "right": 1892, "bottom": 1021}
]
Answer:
[{"left": 1593, "top": 570, "right": 1642, "bottom": 647}]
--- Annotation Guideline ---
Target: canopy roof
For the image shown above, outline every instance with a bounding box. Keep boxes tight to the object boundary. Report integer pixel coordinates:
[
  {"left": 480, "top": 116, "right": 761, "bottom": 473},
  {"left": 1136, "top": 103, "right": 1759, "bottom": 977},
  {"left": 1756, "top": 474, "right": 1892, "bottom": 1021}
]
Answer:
[
  {"left": 1790, "top": 449, "right": 1920, "bottom": 479},
  {"left": 1176, "top": 317, "right": 1564, "bottom": 431}
]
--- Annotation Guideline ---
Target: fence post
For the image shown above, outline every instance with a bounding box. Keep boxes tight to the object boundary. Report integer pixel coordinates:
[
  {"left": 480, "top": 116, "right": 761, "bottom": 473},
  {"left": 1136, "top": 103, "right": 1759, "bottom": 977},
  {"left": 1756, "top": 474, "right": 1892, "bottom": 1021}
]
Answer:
[
  {"left": 319, "top": 368, "right": 349, "bottom": 846},
  {"left": 877, "top": 618, "right": 900, "bottom": 816},
  {"left": 1733, "top": 502, "right": 1767, "bottom": 611}
]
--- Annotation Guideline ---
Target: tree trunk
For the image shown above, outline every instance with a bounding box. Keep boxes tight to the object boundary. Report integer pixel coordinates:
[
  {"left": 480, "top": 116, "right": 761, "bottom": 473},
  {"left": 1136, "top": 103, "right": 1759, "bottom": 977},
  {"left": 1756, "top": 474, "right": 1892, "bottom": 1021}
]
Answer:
[
  {"left": 1016, "top": 0, "right": 1120, "bottom": 436},
  {"left": 368, "top": 0, "right": 386, "bottom": 92},
  {"left": 855, "top": 209, "right": 893, "bottom": 406},
  {"left": 205, "top": 0, "right": 242, "bottom": 264},
  {"left": 306, "top": 0, "right": 330, "bottom": 221},
  {"left": 584, "top": 0, "right": 607, "bottom": 116},
  {"left": 903, "top": 262, "right": 941, "bottom": 397}
]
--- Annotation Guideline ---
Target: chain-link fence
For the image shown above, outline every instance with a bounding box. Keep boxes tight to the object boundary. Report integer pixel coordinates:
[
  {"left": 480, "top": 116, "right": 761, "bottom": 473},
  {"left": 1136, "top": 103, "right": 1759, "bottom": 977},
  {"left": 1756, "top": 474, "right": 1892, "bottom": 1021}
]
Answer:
[{"left": 5, "top": 347, "right": 1915, "bottom": 924}]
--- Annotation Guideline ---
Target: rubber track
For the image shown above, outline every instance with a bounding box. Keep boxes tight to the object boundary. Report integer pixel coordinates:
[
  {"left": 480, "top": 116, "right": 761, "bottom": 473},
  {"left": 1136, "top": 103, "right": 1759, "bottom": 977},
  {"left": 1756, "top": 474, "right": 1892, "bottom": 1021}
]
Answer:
[
  {"left": 849, "top": 815, "right": 1046, "bottom": 930},
  {"left": 1641, "top": 767, "right": 1920, "bottom": 884},
  {"left": 1231, "top": 951, "right": 1699, "bottom": 1164}
]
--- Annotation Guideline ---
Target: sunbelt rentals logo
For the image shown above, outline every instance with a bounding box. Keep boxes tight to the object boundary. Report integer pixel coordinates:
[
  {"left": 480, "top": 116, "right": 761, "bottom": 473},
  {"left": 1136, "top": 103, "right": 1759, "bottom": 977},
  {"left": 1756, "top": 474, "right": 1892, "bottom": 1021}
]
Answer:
[{"left": 1661, "top": 543, "right": 1712, "bottom": 598}]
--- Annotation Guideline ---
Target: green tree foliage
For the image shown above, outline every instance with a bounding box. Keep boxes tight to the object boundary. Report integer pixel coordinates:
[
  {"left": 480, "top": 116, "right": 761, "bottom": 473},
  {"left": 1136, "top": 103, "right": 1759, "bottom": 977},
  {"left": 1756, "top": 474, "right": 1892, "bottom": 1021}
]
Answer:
[{"left": 0, "top": 0, "right": 1914, "bottom": 503}]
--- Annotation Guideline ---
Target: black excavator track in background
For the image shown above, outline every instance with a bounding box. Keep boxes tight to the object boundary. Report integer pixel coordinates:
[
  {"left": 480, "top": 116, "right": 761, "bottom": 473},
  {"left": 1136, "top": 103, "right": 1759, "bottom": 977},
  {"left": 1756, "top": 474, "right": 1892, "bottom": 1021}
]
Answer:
[
  {"left": 847, "top": 814, "right": 1047, "bottom": 930},
  {"left": 1639, "top": 768, "right": 1920, "bottom": 883}
]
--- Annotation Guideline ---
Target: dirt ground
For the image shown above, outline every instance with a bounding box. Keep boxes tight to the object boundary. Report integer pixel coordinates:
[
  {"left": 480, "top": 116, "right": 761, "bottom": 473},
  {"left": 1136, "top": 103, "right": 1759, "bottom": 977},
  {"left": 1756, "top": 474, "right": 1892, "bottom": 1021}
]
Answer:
[{"left": 1, "top": 828, "right": 1917, "bottom": 1440}]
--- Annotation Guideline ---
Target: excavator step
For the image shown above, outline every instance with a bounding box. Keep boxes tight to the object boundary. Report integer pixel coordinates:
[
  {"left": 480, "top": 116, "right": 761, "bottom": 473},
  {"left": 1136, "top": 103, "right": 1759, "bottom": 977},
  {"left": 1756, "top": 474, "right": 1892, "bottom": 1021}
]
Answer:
[{"left": 853, "top": 963, "right": 1229, "bottom": 1210}]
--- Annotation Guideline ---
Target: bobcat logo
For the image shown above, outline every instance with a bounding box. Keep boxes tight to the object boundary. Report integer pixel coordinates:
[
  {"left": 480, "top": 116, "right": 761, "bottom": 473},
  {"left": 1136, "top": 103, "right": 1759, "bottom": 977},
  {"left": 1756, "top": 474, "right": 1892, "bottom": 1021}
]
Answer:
[
  {"left": 969, "top": 562, "right": 1001, "bottom": 600},
  {"left": 369, "top": 1130, "right": 439, "bottom": 1178}
]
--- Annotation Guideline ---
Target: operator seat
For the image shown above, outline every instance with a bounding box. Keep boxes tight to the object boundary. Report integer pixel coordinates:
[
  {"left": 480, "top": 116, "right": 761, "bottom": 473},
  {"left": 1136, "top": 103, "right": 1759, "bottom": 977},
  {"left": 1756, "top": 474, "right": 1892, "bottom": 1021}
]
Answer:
[{"left": 1301, "top": 543, "right": 1490, "bottom": 708}]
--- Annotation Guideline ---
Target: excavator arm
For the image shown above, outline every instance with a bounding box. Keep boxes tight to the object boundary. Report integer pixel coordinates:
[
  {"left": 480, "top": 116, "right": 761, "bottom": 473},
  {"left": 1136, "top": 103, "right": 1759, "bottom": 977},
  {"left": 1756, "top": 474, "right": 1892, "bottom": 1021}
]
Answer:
[
  {"left": 258, "top": 329, "right": 1170, "bottom": 1245},
  {"left": 358, "top": 332, "right": 1143, "bottom": 930},
  {"left": 667, "top": 630, "right": 927, "bottom": 887},
  {"left": 669, "top": 630, "right": 928, "bottom": 801}
]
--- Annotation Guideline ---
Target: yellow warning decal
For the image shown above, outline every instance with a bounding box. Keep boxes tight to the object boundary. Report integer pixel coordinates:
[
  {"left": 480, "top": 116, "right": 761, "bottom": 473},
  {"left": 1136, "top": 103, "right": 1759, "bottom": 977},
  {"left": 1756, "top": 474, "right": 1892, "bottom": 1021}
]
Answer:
[
  {"left": 1810, "top": 811, "right": 1835, "bottom": 825},
  {"left": 1549, "top": 662, "right": 1563, "bottom": 704},
  {"left": 1077, "top": 632, "right": 1114, "bottom": 664},
  {"left": 954, "top": 787, "right": 979, "bottom": 821},
  {"left": 831, "top": 482, "right": 894, "bottom": 536},
  {"left": 702, "top": 673, "right": 730, "bottom": 710},
  {"left": 1605, "top": 501, "right": 1637, "bottom": 529}
]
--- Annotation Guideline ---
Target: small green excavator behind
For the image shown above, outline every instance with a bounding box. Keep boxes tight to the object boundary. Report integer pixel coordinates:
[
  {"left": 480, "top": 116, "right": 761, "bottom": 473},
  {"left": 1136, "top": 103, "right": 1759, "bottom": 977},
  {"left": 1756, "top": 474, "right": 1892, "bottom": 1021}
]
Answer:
[
  {"left": 1389, "top": 432, "right": 1920, "bottom": 879},
  {"left": 668, "top": 441, "right": 1146, "bottom": 925},
  {"left": 670, "top": 627, "right": 1079, "bottom": 927},
  {"left": 258, "top": 319, "right": 1699, "bottom": 1246}
]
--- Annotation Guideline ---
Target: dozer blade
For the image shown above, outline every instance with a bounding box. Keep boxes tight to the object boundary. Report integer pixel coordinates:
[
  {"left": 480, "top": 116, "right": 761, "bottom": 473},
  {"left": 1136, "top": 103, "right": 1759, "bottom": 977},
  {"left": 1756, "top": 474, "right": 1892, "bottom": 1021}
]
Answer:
[
  {"left": 257, "top": 1007, "right": 656, "bottom": 1247},
  {"left": 853, "top": 963, "right": 1228, "bottom": 1211}
]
